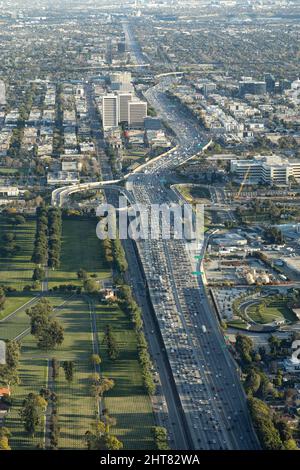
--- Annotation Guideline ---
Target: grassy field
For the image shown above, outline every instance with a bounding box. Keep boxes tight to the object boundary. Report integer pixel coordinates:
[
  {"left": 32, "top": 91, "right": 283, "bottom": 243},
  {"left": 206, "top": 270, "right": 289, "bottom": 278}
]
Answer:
[
  {"left": 247, "top": 298, "right": 296, "bottom": 324},
  {"left": 96, "top": 301, "right": 155, "bottom": 450},
  {"left": 175, "top": 184, "right": 211, "bottom": 202},
  {"left": 48, "top": 218, "right": 110, "bottom": 288},
  {"left": 2, "top": 217, "right": 155, "bottom": 450},
  {"left": 4, "top": 297, "right": 96, "bottom": 450},
  {"left": 0, "top": 294, "right": 71, "bottom": 341},
  {"left": 0, "top": 215, "right": 36, "bottom": 290},
  {"left": 0, "top": 293, "right": 36, "bottom": 321}
]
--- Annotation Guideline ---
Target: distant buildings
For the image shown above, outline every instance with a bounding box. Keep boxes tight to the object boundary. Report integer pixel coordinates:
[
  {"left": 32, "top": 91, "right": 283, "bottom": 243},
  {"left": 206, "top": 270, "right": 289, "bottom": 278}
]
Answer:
[
  {"left": 231, "top": 155, "right": 300, "bottom": 186},
  {"left": 101, "top": 72, "right": 148, "bottom": 131}
]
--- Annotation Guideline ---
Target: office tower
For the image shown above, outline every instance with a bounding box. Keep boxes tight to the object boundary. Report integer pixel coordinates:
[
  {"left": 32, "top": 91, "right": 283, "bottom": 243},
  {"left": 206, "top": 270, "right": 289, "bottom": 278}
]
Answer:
[
  {"left": 0, "top": 80, "right": 6, "bottom": 105},
  {"left": 128, "top": 100, "right": 147, "bottom": 127},
  {"left": 239, "top": 79, "right": 266, "bottom": 97},
  {"left": 279, "top": 79, "right": 292, "bottom": 93},
  {"left": 102, "top": 94, "right": 118, "bottom": 130},
  {"left": 265, "top": 74, "right": 276, "bottom": 94},
  {"left": 106, "top": 39, "right": 112, "bottom": 65},
  {"left": 117, "top": 42, "right": 126, "bottom": 53},
  {"left": 118, "top": 93, "right": 132, "bottom": 123}
]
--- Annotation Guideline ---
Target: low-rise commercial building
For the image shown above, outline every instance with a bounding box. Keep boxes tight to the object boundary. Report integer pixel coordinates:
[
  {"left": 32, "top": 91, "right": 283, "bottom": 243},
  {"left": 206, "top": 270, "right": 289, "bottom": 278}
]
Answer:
[{"left": 230, "top": 155, "right": 300, "bottom": 186}]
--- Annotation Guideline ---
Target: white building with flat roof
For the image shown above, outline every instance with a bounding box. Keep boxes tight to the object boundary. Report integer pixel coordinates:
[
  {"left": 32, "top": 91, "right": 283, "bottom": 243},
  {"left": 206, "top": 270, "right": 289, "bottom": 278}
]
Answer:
[
  {"left": 230, "top": 155, "right": 300, "bottom": 186},
  {"left": 102, "top": 94, "right": 118, "bottom": 130},
  {"left": 0, "top": 186, "right": 19, "bottom": 197},
  {"left": 118, "top": 92, "right": 132, "bottom": 123},
  {"left": 0, "top": 80, "right": 6, "bottom": 105},
  {"left": 128, "top": 100, "right": 147, "bottom": 128}
]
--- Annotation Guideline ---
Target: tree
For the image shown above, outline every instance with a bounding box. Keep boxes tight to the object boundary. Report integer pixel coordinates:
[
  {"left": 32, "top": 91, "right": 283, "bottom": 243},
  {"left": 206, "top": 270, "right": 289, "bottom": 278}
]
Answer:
[
  {"left": 284, "top": 439, "right": 298, "bottom": 450},
  {"left": 77, "top": 268, "right": 88, "bottom": 280},
  {"left": 0, "top": 427, "right": 11, "bottom": 450},
  {"left": 103, "top": 325, "right": 119, "bottom": 360},
  {"left": 235, "top": 334, "right": 253, "bottom": 365},
  {"left": 91, "top": 354, "right": 101, "bottom": 366},
  {"left": 248, "top": 397, "right": 283, "bottom": 450},
  {"left": 27, "top": 300, "right": 64, "bottom": 350},
  {"left": 20, "top": 393, "right": 47, "bottom": 436},
  {"left": 84, "top": 278, "right": 98, "bottom": 294},
  {"left": 32, "top": 267, "right": 45, "bottom": 282},
  {"left": 105, "top": 434, "right": 123, "bottom": 450},
  {"left": 0, "top": 340, "right": 21, "bottom": 386},
  {"left": 26, "top": 299, "right": 52, "bottom": 336},
  {"left": 85, "top": 419, "right": 123, "bottom": 450},
  {"left": 152, "top": 426, "right": 169, "bottom": 450},
  {"left": 62, "top": 361, "right": 74, "bottom": 383},
  {"left": 52, "top": 358, "right": 60, "bottom": 380},
  {"left": 275, "top": 417, "right": 292, "bottom": 442},
  {"left": 0, "top": 287, "right": 6, "bottom": 311},
  {"left": 245, "top": 369, "right": 261, "bottom": 396},
  {"left": 13, "top": 215, "right": 26, "bottom": 225},
  {"left": 37, "top": 320, "right": 64, "bottom": 350},
  {"left": 90, "top": 374, "right": 114, "bottom": 398}
]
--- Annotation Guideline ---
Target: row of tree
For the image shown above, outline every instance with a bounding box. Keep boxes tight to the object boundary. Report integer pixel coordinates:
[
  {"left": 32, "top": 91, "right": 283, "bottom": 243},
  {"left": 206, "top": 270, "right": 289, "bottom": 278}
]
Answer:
[
  {"left": 0, "top": 287, "right": 6, "bottom": 311},
  {"left": 119, "top": 283, "right": 156, "bottom": 395},
  {"left": 248, "top": 397, "right": 297, "bottom": 450},
  {"left": 31, "top": 206, "right": 62, "bottom": 269},
  {"left": 32, "top": 206, "right": 49, "bottom": 266},
  {"left": 102, "top": 235, "right": 155, "bottom": 396},
  {"left": 0, "top": 339, "right": 21, "bottom": 386},
  {"left": 235, "top": 334, "right": 298, "bottom": 450},
  {"left": 152, "top": 426, "right": 169, "bottom": 450},
  {"left": 103, "top": 325, "right": 119, "bottom": 360},
  {"left": 103, "top": 237, "right": 128, "bottom": 273},
  {"left": 48, "top": 208, "right": 62, "bottom": 269}
]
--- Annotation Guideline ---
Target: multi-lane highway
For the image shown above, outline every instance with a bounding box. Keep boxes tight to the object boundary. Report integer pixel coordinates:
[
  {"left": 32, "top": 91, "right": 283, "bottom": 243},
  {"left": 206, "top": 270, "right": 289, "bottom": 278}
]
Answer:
[{"left": 122, "top": 22, "right": 260, "bottom": 450}]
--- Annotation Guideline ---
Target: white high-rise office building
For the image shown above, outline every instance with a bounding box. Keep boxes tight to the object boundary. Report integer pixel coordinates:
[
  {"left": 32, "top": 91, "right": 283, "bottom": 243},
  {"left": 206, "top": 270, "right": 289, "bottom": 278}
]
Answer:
[
  {"left": 128, "top": 100, "right": 147, "bottom": 128},
  {"left": 118, "top": 93, "right": 132, "bottom": 123},
  {"left": 0, "top": 80, "right": 6, "bottom": 105},
  {"left": 102, "top": 94, "right": 118, "bottom": 130}
]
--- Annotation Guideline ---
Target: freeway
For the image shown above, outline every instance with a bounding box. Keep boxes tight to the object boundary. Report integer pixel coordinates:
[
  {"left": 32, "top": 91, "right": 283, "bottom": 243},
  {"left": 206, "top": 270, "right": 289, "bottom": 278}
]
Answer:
[
  {"left": 122, "top": 21, "right": 259, "bottom": 450},
  {"left": 84, "top": 83, "right": 193, "bottom": 450}
]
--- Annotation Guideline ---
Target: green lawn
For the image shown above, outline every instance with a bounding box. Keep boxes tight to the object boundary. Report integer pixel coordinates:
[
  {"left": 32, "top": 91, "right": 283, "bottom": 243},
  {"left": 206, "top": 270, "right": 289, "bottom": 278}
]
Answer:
[
  {"left": 4, "top": 297, "right": 96, "bottom": 450},
  {"left": 96, "top": 301, "right": 155, "bottom": 450},
  {"left": 48, "top": 218, "right": 110, "bottom": 288},
  {"left": 247, "top": 298, "right": 296, "bottom": 324},
  {"left": 0, "top": 216, "right": 36, "bottom": 290},
  {"left": 2, "top": 217, "right": 155, "bottom": 450},
  {"left": 175, "top": 184, "right": 211, "bottom": 202},
  {"left": 0, "top": 293, "right": 70, "bottom": 341},
  {"left": 0, "top": 168, "right": 20, "bottom": 175},
  {"left": 3, "top": 356, "right": 48, "bottom": 449},
  {"left": 0, "top": 293, "right": 36, "bottom": 321},
  {"left": 227, "top": 319, "right": 249, "bottom": 330}
]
